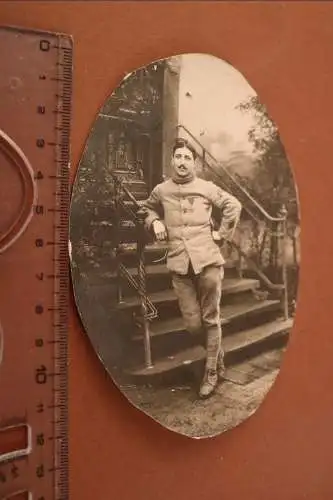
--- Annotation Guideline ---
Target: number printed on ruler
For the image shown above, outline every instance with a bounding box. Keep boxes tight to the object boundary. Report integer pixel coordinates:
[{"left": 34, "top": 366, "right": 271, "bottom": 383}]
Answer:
[{"left": 0, "top": 26, "right": 72, "bottom": 500}]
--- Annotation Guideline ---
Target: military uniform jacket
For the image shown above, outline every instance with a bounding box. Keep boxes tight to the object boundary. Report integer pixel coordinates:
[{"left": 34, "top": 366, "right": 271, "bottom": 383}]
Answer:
[{"left": 142, "top": 177, "right": 242, "bottom": 275}]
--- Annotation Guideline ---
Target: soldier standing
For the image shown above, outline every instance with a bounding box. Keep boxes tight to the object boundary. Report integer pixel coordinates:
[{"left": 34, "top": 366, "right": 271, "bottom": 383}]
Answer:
[{"left": 142, "top": 138, "right": 242, "bottom": 398}]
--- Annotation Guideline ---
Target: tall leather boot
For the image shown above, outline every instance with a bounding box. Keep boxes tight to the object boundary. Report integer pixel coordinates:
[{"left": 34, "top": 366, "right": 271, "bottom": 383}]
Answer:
[
  {"left": 199, "top": 369, "right": 218, "bottom": 399},
  {"left": 217, "top": 349, "right": 226, "bottom": 381}
]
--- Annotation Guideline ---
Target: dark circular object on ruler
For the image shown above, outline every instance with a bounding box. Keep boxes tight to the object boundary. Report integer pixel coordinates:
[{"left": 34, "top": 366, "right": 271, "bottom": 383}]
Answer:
[{"left": 0, "top": 129, "right": 37, "bottom": 253}]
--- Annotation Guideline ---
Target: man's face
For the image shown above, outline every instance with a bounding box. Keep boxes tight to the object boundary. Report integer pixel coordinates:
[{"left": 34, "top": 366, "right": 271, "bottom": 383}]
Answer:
[{"left": 171, "top": 146, "right": 195, "bottom": 178}]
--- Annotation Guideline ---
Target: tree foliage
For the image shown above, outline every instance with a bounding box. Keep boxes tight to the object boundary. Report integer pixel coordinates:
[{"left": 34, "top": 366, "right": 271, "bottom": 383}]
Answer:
[{"left": 236, "top": 96, "right": 298, "bottom": 220}]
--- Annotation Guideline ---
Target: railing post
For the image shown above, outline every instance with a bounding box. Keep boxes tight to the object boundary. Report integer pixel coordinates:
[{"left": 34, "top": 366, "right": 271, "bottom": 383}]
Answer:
[
  {"left": 113, "top": 175, "right": 124, "bottom": 304},
  {"left": 236, "top": 247, "right": 244, "bottom": 279},
  {"left": 202, "top": 146, "right": 206, "bottom": 176},
  {"left": 136, "top": 208, "right": 153, "bottom": 369},
  {"left": 278, "top": 204, "right": 289, "bottom": 320},
  {"left": 228, "top": 215, "right": 243, "bottom": 279}
]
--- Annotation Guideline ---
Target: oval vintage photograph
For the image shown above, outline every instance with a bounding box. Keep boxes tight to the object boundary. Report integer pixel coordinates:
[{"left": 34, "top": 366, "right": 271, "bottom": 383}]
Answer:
[{"left": 70, "top": 53, "right": 300, "bottom": 439}]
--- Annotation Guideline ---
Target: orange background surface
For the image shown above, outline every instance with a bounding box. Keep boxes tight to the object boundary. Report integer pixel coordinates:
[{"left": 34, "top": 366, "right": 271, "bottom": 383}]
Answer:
[{"left": 1, "top": 2, "right": 333, "bottom": 498}]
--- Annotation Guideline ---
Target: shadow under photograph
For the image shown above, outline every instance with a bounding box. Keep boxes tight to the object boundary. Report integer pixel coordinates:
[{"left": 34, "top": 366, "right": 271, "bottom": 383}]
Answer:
[{"left": 70, "top": 53, "right": 300, "bottom": 438}]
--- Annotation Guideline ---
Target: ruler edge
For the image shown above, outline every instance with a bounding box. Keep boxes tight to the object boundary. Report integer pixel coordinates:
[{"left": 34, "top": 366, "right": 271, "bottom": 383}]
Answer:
[
  {"left": 52, "top": 32, "right": 73, "bottom": 500},
  {"left": 0, "top": 23, "right": 74, "bottom": 48},
  {"left": 0, "top": 25, "right": 73, "bottom": 499}
]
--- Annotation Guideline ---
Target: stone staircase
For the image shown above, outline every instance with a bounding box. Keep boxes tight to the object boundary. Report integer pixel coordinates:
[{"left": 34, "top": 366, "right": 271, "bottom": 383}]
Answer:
[
  {"left": 96, "top": 128, "right": 294, "bottom": 384},
  {"left": 110, "top": 240, "right": 292, "bottom": 380},
  {"left": 93, "top": 170, "right": 293, "bottom": 385}
]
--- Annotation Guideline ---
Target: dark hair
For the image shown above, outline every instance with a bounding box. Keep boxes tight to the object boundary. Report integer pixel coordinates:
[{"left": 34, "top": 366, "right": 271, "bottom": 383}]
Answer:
[{"left": 172, "top": 138, "right": 197, "bottom": 160}]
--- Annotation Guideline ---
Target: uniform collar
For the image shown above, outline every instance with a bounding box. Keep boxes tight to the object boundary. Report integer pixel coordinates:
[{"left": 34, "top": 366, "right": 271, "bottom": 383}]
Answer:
[{"left": 171, "top": 171, "right": 195, "bottom": 184}]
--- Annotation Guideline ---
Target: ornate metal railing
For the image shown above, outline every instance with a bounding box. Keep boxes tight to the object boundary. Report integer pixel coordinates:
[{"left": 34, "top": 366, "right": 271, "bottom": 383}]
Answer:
[
  {"left": 177, "top": 124, "right": 289, "bottom": 320},
  {"left": 112, "top": 173, "right": 157, "bottom": 369}
]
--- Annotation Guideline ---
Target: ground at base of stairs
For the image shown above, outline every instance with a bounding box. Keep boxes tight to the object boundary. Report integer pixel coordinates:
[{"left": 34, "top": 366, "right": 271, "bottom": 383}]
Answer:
[
  {"left": 223, "top": 348, "right": 284, "bottom": 385},
  {"left": 118, "top": 347, "right": 286, "bottom": 438}
]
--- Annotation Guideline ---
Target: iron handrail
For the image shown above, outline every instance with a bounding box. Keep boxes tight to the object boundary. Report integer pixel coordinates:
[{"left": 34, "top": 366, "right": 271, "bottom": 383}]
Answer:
[
  {"left": 111, "top": 172, "right": 157, "bottom": 368},
  {"left": 117, "top": 262, "right": 157, "bottom": 320},
  {"left": 176, "top": 125, "right": 289, "bottom": 319},
  {"left": 111, "top": 173, "right": 157, "bottom": 316},
  {"left": 177, "top": 124, "right": 284, "bottom": 224},
  {"left": 228, "top": 240, "right": 284, "bottom": 291}
]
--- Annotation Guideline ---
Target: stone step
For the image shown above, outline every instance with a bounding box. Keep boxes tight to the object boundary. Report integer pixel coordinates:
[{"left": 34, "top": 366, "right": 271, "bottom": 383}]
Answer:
[
  {"left": 120, "top": 199, "right": 147, "bottom": 207},
  {"left": 112, "top": 179, "right": 149, "bottom": 200},
  {"left": 126, "top": 345, "right": 206, "bottom": 376},
  {"left": 117, "top": 241, "right": 239, "bottom": 269},
  {"left": 119, "top": 241, "right": 169, "bottom": 256},
  {"left": 116, "top": 277, "right": 260, "bottom": 310},
  {"left": 125, "top": 318, "right": 293, "bottom": 377},
  {"left": 119, "top": 241, "right": 233, "bottom": 256},
  {"left": 106, "top": 261, "right": 238, "bottom": 280},
  {"left": 120, "top": 188, "right": 148, "bottom": 202},
  {"left": 223, "top": 317, "right": 292, "bottom": 355},
  {"left": 132, "top": 297, "right": 281, "bottom": 340},
  {"left": 106, "top": 264, "right": 168, "bottom": 278}
]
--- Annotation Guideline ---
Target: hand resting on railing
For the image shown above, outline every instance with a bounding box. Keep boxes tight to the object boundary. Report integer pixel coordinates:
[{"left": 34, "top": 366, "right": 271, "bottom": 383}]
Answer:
[{"left": 152, "top": 219, "right": 167, "bottom": 241}]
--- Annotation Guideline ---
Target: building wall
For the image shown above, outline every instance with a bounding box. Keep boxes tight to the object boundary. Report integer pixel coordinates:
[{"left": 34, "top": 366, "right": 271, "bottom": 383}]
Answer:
[{"left": 161, "top": 56, "right": 181, "bottom": 179}]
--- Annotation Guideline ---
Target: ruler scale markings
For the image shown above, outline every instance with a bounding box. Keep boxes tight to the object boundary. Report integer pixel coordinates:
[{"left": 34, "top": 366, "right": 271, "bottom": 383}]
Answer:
[
  {"left": 0, "top": 27, "right": 71, "bottom": 500},
  {"left": 54, "top": 37, "right": 71, "bottom": 500}
]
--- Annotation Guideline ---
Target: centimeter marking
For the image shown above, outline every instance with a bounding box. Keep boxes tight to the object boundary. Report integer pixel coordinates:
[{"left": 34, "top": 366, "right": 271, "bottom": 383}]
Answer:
[
  {"left": 0, "top": 29, "right": 72, "bottom": 500},
  {"left": 34, "top": 38, "right": 71, "bottom": 500},
  {"left": 51, "top": 37, "right": 71, "bottom": 500}
]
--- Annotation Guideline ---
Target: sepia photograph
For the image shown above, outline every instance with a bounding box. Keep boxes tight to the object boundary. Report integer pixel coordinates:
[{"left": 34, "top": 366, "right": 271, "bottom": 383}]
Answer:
[{"left": 69, "top": 53, "right": 300, "bottom": 439}]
